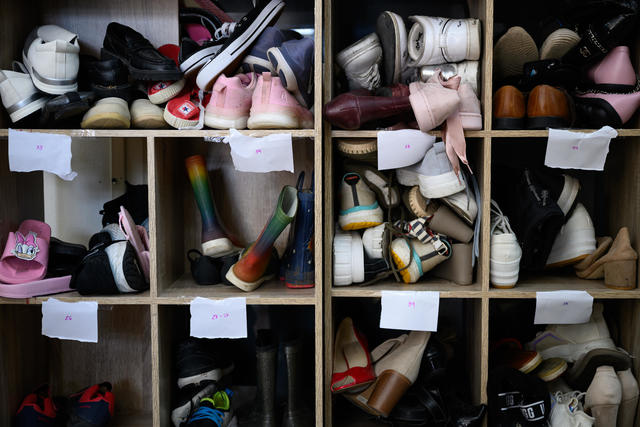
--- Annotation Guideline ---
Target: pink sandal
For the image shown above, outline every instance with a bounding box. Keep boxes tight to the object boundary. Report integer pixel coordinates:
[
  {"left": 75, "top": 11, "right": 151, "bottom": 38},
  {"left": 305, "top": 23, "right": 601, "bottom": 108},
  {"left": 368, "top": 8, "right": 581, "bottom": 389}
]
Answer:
[
  {"left": 0, "top": 220, "right": 51, "bottom": 284},
  {"left": 0, "top": 275, "right": 71, "bottom": 299},
  {"left": 119, "top": 206, "right": 150, "bottom": 282}
]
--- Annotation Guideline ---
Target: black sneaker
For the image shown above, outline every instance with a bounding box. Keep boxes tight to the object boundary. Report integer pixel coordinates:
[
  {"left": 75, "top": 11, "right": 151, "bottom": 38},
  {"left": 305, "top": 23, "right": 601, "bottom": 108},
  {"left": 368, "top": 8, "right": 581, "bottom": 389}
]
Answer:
[
  {"left": 171, "top": 381, "right": 218, "bottom": 427},
  {"left": 100, "top": 181, "right": 148, "bottom": 226},
  {"left": 102, "top": 22, "right": 183, "bottom": 81},
  {"left": 80, "top": 56, "right": 132, "bottom": 100},
  {"left": 177, "top": 338, "right": 234, "bottom": 389},
  {"left": 195, "top": 0, "right": 285, "bottom": 90},
  {"left": 529, "top": 168, "right": 580, "bottom": 217}
]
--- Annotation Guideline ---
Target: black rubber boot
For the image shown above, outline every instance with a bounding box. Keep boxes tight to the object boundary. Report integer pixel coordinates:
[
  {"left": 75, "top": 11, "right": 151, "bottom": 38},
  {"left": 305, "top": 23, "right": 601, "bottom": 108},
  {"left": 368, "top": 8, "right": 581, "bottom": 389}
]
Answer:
[
  {"left": 242, "top": 329, "right": 278, "bottom": 427},
  {"left": 282, "top": 336, "right": 314, "bottom": 427}
]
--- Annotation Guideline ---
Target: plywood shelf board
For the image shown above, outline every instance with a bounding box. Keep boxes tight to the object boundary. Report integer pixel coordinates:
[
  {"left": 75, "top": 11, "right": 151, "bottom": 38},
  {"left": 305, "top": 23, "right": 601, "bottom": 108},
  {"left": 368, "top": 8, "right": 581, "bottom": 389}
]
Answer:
[
  {"left": 0, "top": 129, "right": 316, "bottom": 138},
  {"left": 331, "top": 281, "right": 483, "bottom": 298}
]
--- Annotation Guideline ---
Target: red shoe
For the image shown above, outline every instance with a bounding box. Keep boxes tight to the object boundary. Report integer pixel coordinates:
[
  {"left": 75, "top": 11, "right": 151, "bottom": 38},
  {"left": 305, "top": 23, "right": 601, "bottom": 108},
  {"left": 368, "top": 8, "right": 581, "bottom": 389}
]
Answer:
[
  {"left": 148, "top": 44, "right": 186, "bottom": 104},
  {"left": 15, "top": 384, "right": 57, "bottom": 426},
  {"left": 68, "top": 382, "right": 115, "bottom": 426},
  {"left": 331, "top": 317, "right": 376, "bottom": 393},
  {"left": 492, "top": 338, "right": 542, "bottom": 374},
  {"left": 164, "top": 87, "right": 210, "bottom": 129}
]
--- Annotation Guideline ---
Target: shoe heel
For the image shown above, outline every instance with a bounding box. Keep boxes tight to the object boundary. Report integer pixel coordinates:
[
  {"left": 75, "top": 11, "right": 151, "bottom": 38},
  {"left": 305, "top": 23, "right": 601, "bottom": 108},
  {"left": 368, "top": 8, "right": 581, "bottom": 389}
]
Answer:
[
  {"left": 589, "top": 403, "right": 620, "bottom": 426},
  {"left": 604, "top": 259, "right": 637, "bottom": 290},
  {"left": 366, "top": 369, "right": 412, "bottom": 417}
]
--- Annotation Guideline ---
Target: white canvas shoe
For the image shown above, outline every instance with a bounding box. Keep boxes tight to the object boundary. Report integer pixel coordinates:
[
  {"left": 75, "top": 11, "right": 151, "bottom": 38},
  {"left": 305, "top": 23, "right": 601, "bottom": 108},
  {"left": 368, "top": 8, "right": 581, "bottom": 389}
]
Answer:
[
  {"left": 407, "top": 16, "right": 481, "bottom": 66},
  {"left": 546, "top": 203, "right": 596, "bottom": 268},
  {"left": 336, "top": 33, "right": 383, "bottom": 91},
  {"left": 490, "top": 200, "right": 522, "bottom": 289},
  {"left": 333, "top": 228, "right": 364, "bottom": 286},
  {"left": 23, "top": 25, "right": 80, "bottom": 95},
  {"left": 0, "top": 63, "right": 48, "bottom": 122}
]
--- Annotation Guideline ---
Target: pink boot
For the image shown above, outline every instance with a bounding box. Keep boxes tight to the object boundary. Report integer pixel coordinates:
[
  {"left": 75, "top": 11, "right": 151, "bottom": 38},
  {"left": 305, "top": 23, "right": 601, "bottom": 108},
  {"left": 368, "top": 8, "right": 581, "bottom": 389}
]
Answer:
[
  {"left": 205, "top": 72, "right": 258, "bottom": 129},
  {"left": 458, "top": 82, "right": 482, "bottom": 130},
  {"left": 408, "top": 70, "right": 460, "bottom": 132},
  {"left": 247, "top": 72, "right": 314, "bottom": 129},
  {"left": 587, "top": 46, "right": 636, "bottom": 91}
]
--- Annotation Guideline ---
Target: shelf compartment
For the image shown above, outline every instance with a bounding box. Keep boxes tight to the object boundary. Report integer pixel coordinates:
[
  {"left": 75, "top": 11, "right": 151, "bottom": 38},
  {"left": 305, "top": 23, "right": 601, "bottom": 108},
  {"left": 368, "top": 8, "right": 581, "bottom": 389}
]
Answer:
[{"left": 332, "top": 279, "right": 483, "bottom": 298}]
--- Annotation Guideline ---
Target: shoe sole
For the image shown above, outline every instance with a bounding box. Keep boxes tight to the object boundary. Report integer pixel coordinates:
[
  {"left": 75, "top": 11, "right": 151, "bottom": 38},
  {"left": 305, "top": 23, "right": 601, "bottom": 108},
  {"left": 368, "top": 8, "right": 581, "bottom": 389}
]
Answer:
[
  {"left": 148, "top": 79, "right": 186, "bottom": 104},
  {"left": 225, "top": 265, "right": 274, "bottom": 292},
  {"left": 81, "top": 112, "right": 130, "bottom": 129},
  {"left": 177, "top": 365, "right": 234, "bottom": 389},
  {"left": 338, "top": 208, "right": 383, "bottom": 231},
  {"left": 390, "top": 240, "right": 420, "bottom": 284},
  {"left": 377, "top": 12, "right": 402, "bottom": 85},
  {"left": 526, "top": 116, "right": 569, "bottom": 130},
  {"left": 565, "top": 348, "right": 632, "bottom": 391},
  {"left": 132, "top": 115, "right": 166, "bottom": 129},
  {"left": 202, "top": 237, "right": 237, "bottom": 258},
  {"left": 247, "top": 111, "right": 312, "bottom": 129},
  {"left": 536, "top": 359, "right": 567, "bottom": 382},
  {"left": 204, "top": 112, "right": 249, "bottom": 130},
  {"left": 101, "top": 48, "right": 183, "bottom": 81},
  {"left": 493, "top": 117, "right": 525, "bottom": 130},
  {"left": 163, "top": 107, "right": 199, "bottom": 129},
  {"left": 196, "top": 0, "right": 285, "bottom": 90},
  {"left": 267, "top": 47, "right": 309, "bottom": 108},
  {"left": 419, "top": 171, "right": 465, "bottom": 199},
  {"left": 518, "top": 352, "right": 542, "bottom": 374},
  {"left": 8, "top": 95, "right": 48, "bottom": 123},
  {"left": 180, "top": 45, "right": 223, "bottom": 77},
  {"left": 333, "top": 231, "right": 364, "bottom": 286},
  {"left": 546, "top": 230, "right": 596, "bottom": 268}
]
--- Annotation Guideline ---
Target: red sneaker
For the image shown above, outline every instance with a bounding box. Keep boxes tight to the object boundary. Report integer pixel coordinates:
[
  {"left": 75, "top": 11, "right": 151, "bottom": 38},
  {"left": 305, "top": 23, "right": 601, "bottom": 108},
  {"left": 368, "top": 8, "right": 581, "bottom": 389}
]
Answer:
[
  {"left": 164, "top": 88, "right": 210, "bottom": 129},
  {"left": 15, "top": 384, "right": 57, "bottom": 426},
  {"left": 148, "top": 44, "right": 186, "bottom": 104}
]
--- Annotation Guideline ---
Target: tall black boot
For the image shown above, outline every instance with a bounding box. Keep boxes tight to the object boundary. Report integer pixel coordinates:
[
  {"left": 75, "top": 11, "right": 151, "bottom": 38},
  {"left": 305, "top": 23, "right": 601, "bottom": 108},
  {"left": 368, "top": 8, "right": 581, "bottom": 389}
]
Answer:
[
  {"left": 242, "top": 329, "right": 278, "bottom": 427},
  {"left": 282, "top": 337, "right": 314, "bottom": 427}
]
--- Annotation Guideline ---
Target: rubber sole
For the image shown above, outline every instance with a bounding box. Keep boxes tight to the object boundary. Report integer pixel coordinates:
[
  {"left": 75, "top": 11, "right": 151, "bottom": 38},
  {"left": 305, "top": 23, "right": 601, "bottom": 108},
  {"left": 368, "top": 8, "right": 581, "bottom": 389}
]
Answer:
[
  {"left": 518, "top": 352, "right": 542, "bottom": 374},
  {"left": 132, "top": 114, "right": 166, "bottom": 129},
  {"left": 490, "top": 258, "right": 521, "bottom": 288},
  {"left": 225, "top": 265, "right": 274, "bottom": 292},
  {"left": 247, "top": 110, "right": 311, "bottom": 129},
  {"left": 163, "top": 107, "right": 198, "bottom": 129},
  {"left": 565, "top": 348, "right": 631, "bottom": 391},
  {"left": 493, "top": 117, "right": 524, "bottom": 130},
  {"left": 526, "top": 116, "right": 569, "bottom": 130},
  {"left": 419, "top": 171, "right": 465, "bottom": 199},
  {"left": 204, "top": 112, "right": 249, "bottom": 130},
  {"left": 202, "top": 238, "right": 236, "bottom": 258},
  {"left": 148, "top": 79, "right": 186, "bottom": 104},
  {"left": 390, "top": 241, "right": 420, "bottom": 284},
  {"left": 101, "top": 48, "right": 183, "bottom": 81},
  {"left": 81, "top": 112, "right": 130, "bottom": 129},
  {"left": 338, "top": 208, "right": 383, "bottom": 231},
  {"left": 376, "top": 12, "right": 402, "bottom": 86},
  {"left": 9, "top": 96, "right": 48, "bottom": 123},
  {"left": 180, "top": 45, "right": 222, "bottom": 77}
]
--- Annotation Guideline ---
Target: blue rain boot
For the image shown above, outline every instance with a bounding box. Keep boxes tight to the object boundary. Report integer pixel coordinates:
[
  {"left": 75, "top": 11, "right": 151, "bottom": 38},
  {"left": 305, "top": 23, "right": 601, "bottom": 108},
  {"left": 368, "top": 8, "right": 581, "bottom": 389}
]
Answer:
[
  {"left": 282, "top": 171, "right": 314, "bottom": 288},
  {"left": 267, "top": 37, "right": 314, "bottom": 108},
  {"left": 241, "top": 26, "right": 301, "bottom": 74}
]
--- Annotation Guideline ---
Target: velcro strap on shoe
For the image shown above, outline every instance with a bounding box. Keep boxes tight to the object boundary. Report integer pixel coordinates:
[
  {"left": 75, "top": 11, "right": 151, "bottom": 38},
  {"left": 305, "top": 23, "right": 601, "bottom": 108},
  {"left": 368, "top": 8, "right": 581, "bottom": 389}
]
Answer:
[
  {"left": 497, "top": 391, "right": 523, "bottom": 410},
  {"left": 519, "top": 400, "right": 546, "bottom": 421}
]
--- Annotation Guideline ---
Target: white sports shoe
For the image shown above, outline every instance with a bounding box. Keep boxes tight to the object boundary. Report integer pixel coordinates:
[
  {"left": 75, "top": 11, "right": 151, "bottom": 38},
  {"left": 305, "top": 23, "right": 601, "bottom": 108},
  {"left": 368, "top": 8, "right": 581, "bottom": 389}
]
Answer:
[
  {"left": 23, "top": 25, "right": 80, "bottom": 94},
  {"left": 336, "top": 33, "right": 383, "bottom": 91},
  {"left": 333, "top": 228, "right": 364, "bottom": 286},
  {"left": 490, "top": 200, "right": 522, "bottom": 288},
  {"left": 0, "top": 62, "right": 48, "bottom": 122},
  {"left": 407, "top": 16, "right": 481, "bottom": 66},
  {"left": 546, "top": 203, "right": 596, "bottom": 268}
]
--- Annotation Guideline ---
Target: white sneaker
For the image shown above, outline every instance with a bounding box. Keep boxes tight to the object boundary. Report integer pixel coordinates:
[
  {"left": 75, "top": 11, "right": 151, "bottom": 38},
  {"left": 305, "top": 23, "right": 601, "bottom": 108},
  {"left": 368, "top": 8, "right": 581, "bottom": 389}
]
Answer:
[
  {"left": 407, "top": 16, "right": 481, "bottom": 66},
  {"left": 546, "top": 203, "right": 596, "bottom": 268},
  {"left": 333, "top": 228, "right": 364, "bottom": 286},
  {"left": 525, "top": 303, "right": 616, "bottom": 363},
  {"left": 362, "top": 224, "right": 385, "bottom": 259},
  {"left": 130, "top": 99, "right": 165, "bottom": 129},
  {"left": 550, "top": 391, "right": 595, "bottom": 427},
  {"left": 336, "top": 33, "right": 383, "bottom": 90},
  {"left": 396, "top": 141, "right": 465, "bottom": 199},
  {"left": 490, "top": 200, "right": 522, "bottom": 288},
  {"left": 23, "top": 25, "right": 80, "bottom": 95},
  {"left": 441, "top": 188, "right": 478, "bottom": 225},
  {"left": 338, "top": 172, "right": 383, "bottom": 231},
  {"left": 0, "top": 63, "right": 48, "bottom": 122}
]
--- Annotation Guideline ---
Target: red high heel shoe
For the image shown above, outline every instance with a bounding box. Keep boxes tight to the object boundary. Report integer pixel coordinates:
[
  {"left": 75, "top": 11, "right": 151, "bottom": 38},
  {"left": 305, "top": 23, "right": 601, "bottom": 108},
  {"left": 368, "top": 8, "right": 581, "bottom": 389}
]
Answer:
[{"left": 331, "top": 317, "right": 376, "bottom": 393}]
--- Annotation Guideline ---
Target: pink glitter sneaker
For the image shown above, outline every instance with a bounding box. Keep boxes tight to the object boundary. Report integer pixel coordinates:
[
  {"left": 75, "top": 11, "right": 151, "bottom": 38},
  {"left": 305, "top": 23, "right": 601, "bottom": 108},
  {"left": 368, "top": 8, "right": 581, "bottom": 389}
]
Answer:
[
  {"left": 205, "top": 72, "right": 258, "bottom": 129},
  {"left": 247, "top": 72, "right": 313, "bottom": 129}
]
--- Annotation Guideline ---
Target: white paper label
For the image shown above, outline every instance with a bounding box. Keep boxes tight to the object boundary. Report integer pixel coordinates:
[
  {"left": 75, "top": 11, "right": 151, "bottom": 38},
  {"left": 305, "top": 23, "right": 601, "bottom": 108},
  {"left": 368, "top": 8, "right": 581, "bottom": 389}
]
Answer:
[
  {"left": 534, "top": 291, "right": 593, "bottom": 324},
  {"left": 377, "top": 130, "right": 435, "bottom": 170},
  {"left": 228, "top": 129, "right": 294, "bottom": 173},
  {"left": 380, "top": 291, "right": 439, "bottom": 331},
  {"left": 42, "top": 298, "right": 98, "bottom": 343},
  {"left": 9, "top": 129, "right": 77, "bottom": 180},
  {"left": 190, "top": 297, "right": 247, "bottom": 339},
  {"left": 544, "top": 126, "right": 617, "bottom": 171}
]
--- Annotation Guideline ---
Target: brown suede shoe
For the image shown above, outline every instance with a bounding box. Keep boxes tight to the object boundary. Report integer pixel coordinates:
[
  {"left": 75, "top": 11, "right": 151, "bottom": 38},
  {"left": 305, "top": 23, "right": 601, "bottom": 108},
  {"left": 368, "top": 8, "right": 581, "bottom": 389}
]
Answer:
[
  {"left": 323, "top": 91, "right": 413, "bottom": 130},
  {"left": 493, "top": 85, "right": 525, "bottom": 129},
  {"left": 526, "top": 84, "right": 571, "bottom": 129}
]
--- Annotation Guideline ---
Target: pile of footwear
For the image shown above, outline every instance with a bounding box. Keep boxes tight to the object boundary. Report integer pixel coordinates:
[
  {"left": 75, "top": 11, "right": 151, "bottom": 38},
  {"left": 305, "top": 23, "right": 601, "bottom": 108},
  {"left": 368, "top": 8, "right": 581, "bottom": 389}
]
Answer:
[
  {"left": 324, "top": 10, "right": 482, "bottom": 135},
  {"left": 186, "top": 155, "right": 315, "bottom": 291},
  {"left": 333, "top": 136, "right": 480, "bottom": 286},
  {"left": 0, "top": 0, "right": 314, "bottom": 130},
  {"left": 490, "top": 303, "right": 638, "bottom": 426},
  {"left": 492, "top": 2, "right": 640, "bottom": 129},
  {"left": 490, "top": 168, "right": 638, "bottom": 289},
  {"left": 331, "top": 317, "right": 486, "bottom": 425},
  {"left": 15, "top": 382, "right": 114, "bottom": 427}
]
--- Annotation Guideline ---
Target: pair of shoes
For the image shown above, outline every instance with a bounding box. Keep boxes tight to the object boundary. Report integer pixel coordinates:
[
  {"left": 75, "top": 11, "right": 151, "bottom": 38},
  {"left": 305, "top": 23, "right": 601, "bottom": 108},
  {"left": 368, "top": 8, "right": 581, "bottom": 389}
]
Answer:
[
  {"left": 493, "top": 84, "right": 572, "bottom": 129},
  {"left": 332, "top": 226, "right": 390, "bottom": 286},
  {"left": 205, "top": 72, "right": 313, "bottom": 130},
  {"left": 493, "top": 26, "right": 580, "bottom": 81},
  {"left": 188, "top": 249, "right": 240, "bottom": 286},
  {"left": 240, "top": 329, "right": 314, "bottom": 427},
  {"left": 81, "top": 97, "right": 164, "bottom": 129},
  {"left": 16, "top": 383, "right": 115, "bottom": 427},
  {"left": 575, "top": 227, "right": 638, "bottom": 289},
  {"left": 585, "top": 367, "right": 639, "bottom": 427}
]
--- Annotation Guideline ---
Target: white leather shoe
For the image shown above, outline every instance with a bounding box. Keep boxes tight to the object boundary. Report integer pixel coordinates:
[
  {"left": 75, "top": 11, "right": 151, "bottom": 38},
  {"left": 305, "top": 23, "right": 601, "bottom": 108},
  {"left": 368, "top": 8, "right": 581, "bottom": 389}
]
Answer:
[
  {"left": 546, "top": 203, "right": 596, "bottom": 268},
  {"left": 0, "top": 62, "right": 48, "bottom": 122},
  {"left": 407, "top": 16, "right": 481, "bottom": 66},
  {"left": 23, "top": 25, "right": 80, "bottom": 95},
  {"left": 490, "top": 200, "right": 522, "bottom": 289},
  {"left": 336, "top": 33, "right": 383, "bottom": 90}
]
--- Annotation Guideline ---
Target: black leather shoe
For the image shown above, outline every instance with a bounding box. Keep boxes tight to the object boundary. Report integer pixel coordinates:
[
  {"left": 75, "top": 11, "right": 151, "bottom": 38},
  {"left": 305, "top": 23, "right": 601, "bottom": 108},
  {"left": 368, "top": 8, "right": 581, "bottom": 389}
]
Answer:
[
  {"left": 102, "top": 22, "right": 182, "bottom": 80},
  {"left": 81, "top": 56, "right": 131, "bottom": 100},
  {"left": 519, "top": 59, "right": 580, "bottom": 91}
]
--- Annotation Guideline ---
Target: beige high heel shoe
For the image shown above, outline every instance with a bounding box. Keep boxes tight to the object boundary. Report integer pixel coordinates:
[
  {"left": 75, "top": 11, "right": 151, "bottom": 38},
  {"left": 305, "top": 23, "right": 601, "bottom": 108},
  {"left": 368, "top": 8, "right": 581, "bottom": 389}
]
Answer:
[
  {"left": 575, "top": 236, "right": 613, "bottom": 279},
  {"left": 616, "top": 369, "right": 639, "bottom": 427},
  {"left": 586, "top": 365, "right": 622, "bottom": 426}
]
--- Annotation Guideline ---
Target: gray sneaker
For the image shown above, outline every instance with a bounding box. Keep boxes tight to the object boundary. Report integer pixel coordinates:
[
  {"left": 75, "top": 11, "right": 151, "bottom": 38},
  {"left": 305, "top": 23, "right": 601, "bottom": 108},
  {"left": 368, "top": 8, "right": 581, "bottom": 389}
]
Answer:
[{"left": 396, "top": 141, "right": 466, "bottom": 198}]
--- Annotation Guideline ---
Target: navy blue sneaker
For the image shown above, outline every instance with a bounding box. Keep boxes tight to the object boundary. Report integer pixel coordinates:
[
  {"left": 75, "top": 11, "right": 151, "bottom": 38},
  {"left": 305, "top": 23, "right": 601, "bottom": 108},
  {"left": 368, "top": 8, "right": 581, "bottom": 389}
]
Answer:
[
  {"left": 15, "top": 384, "right": 57, "bottom": 427},
  {"left": 281, "top": 171, "right": 314, "bottom": 288},
  {"left": 267, "top": 37, "right": 314, "bottom": 108},
  {"left": 67, "top": 382, "right": 114, "bottom": 427},
  {"left": 241, "top": 26, "right": 301, "bottom": 74}
]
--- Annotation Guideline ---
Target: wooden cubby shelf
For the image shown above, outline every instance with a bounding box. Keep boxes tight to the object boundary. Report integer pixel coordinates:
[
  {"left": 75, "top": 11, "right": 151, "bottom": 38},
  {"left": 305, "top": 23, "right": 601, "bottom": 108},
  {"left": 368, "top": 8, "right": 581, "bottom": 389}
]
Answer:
[{"left": 0, "top": 129, "right": 317, "bottom": 138}]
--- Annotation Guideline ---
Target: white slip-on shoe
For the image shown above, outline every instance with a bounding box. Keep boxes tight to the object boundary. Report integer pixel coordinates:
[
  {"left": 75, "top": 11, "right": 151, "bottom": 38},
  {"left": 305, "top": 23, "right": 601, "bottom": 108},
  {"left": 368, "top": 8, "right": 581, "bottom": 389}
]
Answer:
[
  {"left": 338, "top": 172, "right": 384, "bottom": 231},
  {"left": 333, "top": 228, "right": 364, "bottom": 286},
  {"left": 407, "top": 16, "right": 481, "bottom": 66},
  {"left": 546, "top": 203, "right": 596, "bottom": 268},
  {"left": 131, "top": 99, "right": 166, "bottom": 129},
  {"left": 336, "top": 33, "right": 383, "bottom": 91},
  {"left": 490, "top": 200, "right": 522, "bottom": 289},
  {"left": 376, "top": 11, "right": 407, "bottom": 86},
  {"left": 0, "top": 63, "right": 48, "bottom": 123},
  {"left": 23, "top": 25, "right": 80, "bottom": 95}
]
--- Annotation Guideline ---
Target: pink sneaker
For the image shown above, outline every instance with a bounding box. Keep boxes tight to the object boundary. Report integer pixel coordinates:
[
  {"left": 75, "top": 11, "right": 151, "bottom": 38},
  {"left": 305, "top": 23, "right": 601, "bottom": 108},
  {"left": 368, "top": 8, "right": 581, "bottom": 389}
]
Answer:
[
  {"left": 247, "top": 72, "right": 313, "bottom": 129},
  {"left": 409, "top": 71, "right": 460, "bottom": 132},
  {"left": 205, "top": 72, "right": 258, "bottom": 129}
]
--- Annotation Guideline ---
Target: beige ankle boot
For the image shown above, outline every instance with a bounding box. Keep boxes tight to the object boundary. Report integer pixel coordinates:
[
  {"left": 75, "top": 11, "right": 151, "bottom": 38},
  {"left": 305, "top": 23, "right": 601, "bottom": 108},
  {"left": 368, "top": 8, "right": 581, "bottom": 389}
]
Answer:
[
  {"left": 617, "top": 369, "right": 639, "bottom": 427},
  {"left": 366, "top": 331, "right": 430, "bottom": 417},
  {"left": 586, "top": 365, "right": 622, "bottom": 426}
]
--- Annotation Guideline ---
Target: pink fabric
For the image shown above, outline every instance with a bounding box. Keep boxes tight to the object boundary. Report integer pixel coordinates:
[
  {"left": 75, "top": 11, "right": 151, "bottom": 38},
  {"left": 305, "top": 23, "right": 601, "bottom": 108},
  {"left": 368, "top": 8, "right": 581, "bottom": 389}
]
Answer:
[
  {"left": 0, "top": 275, "right": 71, "bottom": 298},
  {"left": 587, "top": 46, "right": 636, "bottom": 86},
  {"left": 185, "top": 24, "right": 213, "bottom": 46},
  {"left": 458, "top": 83, "right": 483, "bottom": 130},
  {"left": 408, "top": 72, "right": 459, "bottom": 131},
  {"left": 438, "top": 74, "right": 471, "bottom": 177},
  {"left": 577, "top": 90, "right": 640, "bottom": 124},
  {"left": 250, "top": 72, "right": 313, "bottom": 126},
  {"left": 119, "top": 207, "right": 150, "bottom": 283},
  {"left": 0, "top": 220, "right": 51, "bottom": 284}
]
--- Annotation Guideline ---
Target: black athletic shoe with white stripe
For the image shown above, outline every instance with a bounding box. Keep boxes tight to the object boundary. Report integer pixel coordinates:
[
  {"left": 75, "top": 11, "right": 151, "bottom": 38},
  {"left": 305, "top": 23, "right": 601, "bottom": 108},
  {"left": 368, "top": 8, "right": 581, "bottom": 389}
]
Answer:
[{"left": 177, "top": 338, "right": 234, "bottom": 389}]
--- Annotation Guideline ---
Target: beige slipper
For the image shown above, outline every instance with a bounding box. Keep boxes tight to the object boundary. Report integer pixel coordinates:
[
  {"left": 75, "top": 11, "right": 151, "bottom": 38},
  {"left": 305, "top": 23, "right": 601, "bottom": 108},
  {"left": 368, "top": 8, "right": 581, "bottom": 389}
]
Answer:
[
  {"left": 131, "top": 99, "right": 166, "bottom": 129},
  {"left": 433, "top": 242, "right": 473, "bottom": 285},
  {"left": 336, "top": 138, "right": 377, "bottom": 164},
  {"left": 81, "top": 97, "right": 130, "bottom": 129},
  {"left": 540, "top": 28, "right": 581, "bottom": 60},
  {"left": 494, "top": 26, "right": 539, "bottom": 80}
]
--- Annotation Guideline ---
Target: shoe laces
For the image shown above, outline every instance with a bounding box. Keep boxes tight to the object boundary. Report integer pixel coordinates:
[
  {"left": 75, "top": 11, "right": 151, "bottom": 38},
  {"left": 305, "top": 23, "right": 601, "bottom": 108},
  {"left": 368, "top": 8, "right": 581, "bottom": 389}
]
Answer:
[
  {"left": 348, "top": 63, "right": 381, "bottom": 90},
  {"left": 524, "top": 169, "right": 550, "bottom": 207},
  {"left": 188, "top": 406, "right": 225, "bottom": 426},
  {"left": 214, "top": 22, "right": 236, "bottom": 41},
  {"left": 490, "top": 200, "right": 514, "bottom": 236}
]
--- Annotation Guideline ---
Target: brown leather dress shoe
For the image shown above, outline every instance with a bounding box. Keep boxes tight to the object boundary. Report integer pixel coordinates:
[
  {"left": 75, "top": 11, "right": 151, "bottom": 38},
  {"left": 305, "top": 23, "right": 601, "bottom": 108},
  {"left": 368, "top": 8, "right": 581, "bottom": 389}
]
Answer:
[
  {"left": 323, "top": 91, "right": 413, "bottom": 130},
  {"left": 526, "top": 84, "right": 571, "bottom": 129},
  {"left": 493, "top": 85, "right": 525, "bottom": 129}
]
